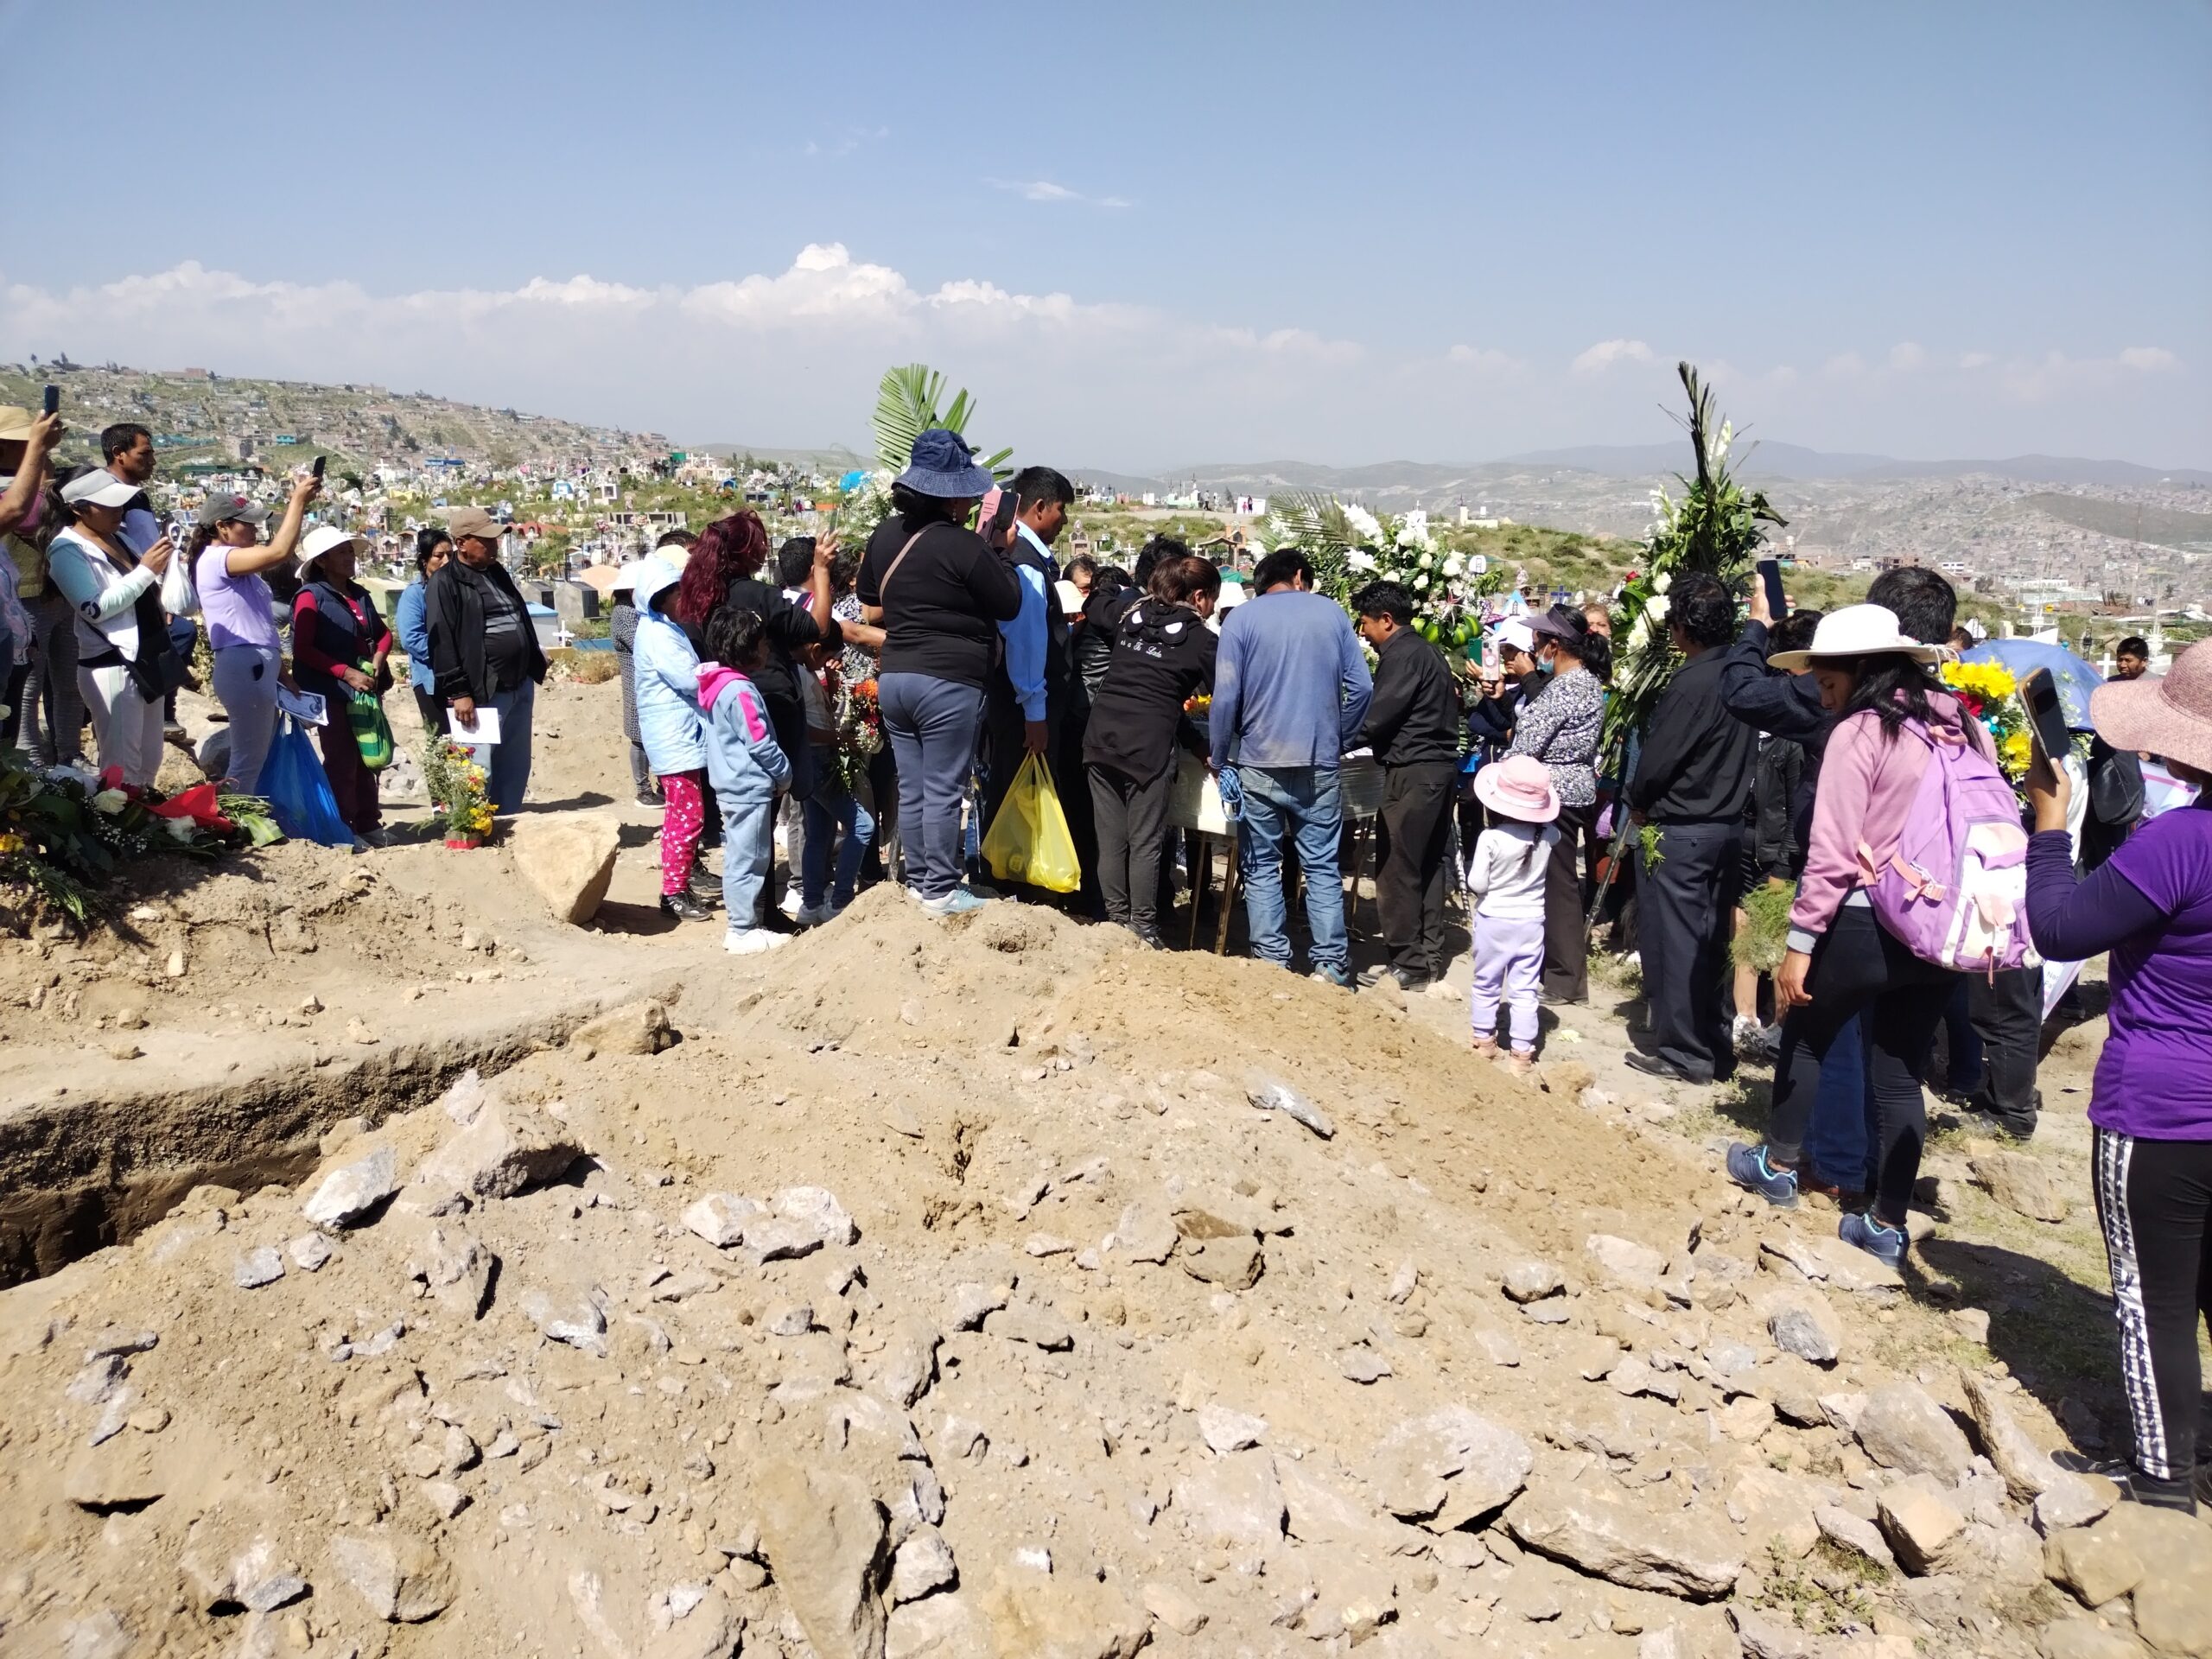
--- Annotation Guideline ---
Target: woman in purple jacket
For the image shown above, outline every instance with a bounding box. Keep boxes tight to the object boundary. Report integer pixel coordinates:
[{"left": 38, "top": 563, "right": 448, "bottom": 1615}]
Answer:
[{"left": 2023, "top": 639, "right": 2212, "bottom": 1514}]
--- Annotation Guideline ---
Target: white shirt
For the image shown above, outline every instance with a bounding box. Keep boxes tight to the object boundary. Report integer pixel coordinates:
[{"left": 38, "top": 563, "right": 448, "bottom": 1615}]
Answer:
[{"left": 1467, "top": 821, "right": 1558, "bottom": 918}]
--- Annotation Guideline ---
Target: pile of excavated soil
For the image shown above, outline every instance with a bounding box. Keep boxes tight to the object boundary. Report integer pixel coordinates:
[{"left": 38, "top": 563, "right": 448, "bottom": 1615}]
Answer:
[{"left": 7, "top": 876, "right": 2202, "bottom": 1659}]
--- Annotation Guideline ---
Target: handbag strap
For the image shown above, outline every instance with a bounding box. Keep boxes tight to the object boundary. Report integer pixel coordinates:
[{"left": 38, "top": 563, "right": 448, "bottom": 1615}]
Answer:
[{"left": 878, "top": 528, "right": 930, "bottom": 601}]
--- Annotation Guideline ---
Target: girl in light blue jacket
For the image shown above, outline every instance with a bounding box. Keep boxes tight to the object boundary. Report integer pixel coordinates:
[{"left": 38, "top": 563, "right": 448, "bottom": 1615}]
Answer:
[
  {"left": 631, "top": 560, "right": 713, "bottom": 922},
  {"left": 699, "top": 605, "right": 791, "bottom": 955}
]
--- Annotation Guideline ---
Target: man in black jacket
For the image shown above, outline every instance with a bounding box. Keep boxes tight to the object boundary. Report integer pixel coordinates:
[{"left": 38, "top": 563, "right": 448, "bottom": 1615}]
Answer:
[
  {"left": 429, "top": 506, "right": 550, "bottom": 812},
  {"left": 1625, "top": 571, "right": 1757, "bottom": 1083},
  {"left": 1354, "top": 582, "right": 1462, "bottom": 994}
]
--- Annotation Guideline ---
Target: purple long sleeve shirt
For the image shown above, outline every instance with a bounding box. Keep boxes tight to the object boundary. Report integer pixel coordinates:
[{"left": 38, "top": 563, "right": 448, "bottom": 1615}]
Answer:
[{"left": 2026, "top": 800, "right": 2212, "bottom": 1140}]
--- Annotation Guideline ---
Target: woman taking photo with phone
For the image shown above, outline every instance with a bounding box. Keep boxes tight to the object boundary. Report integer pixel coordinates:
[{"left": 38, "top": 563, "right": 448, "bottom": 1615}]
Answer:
[
  {"left": 193, "top": 472, "right": 318, "bottom": 792},
  {"left": 46, "top": 468, "right": 179, "bottom": 785},
  {"left": 2022, "top": 639, "right": 2212, "bottom": 1513},
  {"left": 291, "top": 525, "right": 392, "bottom": 846}
]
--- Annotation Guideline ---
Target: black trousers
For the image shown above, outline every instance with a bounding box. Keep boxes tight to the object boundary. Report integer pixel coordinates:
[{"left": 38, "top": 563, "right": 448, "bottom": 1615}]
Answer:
[
  {"left": 2091, "top": 1127, "right": 2212, "bottom": 1482},
  {"left": 1638, "top": 819, "right": 1744, "bottom": 1083},
  {"left": 1057, "top": 686, "right": 1102, "bottom": 915},
  {"left": 1376, "top": 761, "right": 1458, "bottom": 983},
  {"left": 1968, "top": 965, "right": 2043, "bottom": 1134},
  {"left": 1542, "top": 799, "right": 1597, "bottom": 1001},
  {"left": 1090, "top": 763, "right": 1173, "bottom": 938},
  {"left": 1765, "top": 906, "right": 1957, "bottom": 1224}
]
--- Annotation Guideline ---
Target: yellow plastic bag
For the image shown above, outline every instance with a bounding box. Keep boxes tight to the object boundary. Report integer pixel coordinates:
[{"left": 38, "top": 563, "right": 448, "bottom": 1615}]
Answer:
[{"left": 982, "top": 753, "right": 1082, "bottom": 893}]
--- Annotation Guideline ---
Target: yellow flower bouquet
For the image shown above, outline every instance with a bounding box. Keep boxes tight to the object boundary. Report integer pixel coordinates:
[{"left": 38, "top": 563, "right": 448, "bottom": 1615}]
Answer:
[
  {"left": 1938, "top": 660, "right": 2032, "bottom": 784},
  {"left": 420, "top": 740, "right": 496, "bottom": 848}
]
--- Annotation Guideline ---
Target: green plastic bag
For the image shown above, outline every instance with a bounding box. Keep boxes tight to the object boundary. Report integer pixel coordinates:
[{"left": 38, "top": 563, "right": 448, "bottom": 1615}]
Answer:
[
  {"left": 982, "top": 753, "right": 1081, "bottom": 893},
  {"left": 349, "top": 690, "right": 395, "bottom": 772}
]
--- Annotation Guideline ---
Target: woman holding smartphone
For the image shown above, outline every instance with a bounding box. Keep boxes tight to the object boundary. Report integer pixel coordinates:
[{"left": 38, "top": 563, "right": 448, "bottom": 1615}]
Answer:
[
  {"left": 2022, "top": 639, "right": 2212, "bottom": 1513},
  {"left": 193, "top": 472, "right": 318, "bottom": 791},
  {"left": 45, "top": 469, "right": 178, "bottom": 785}
]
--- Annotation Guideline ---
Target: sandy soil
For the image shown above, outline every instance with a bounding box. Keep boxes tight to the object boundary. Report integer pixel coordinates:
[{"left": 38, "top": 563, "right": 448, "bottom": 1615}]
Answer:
[{"left": 0, "top": 676, "right": 2205, "bottom": 1659}]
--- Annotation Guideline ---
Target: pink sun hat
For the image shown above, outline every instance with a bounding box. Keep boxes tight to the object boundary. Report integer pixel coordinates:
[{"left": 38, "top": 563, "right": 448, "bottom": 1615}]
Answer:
[{"left": 1473, "top": 753, "right": 1560, "bottom": 823}]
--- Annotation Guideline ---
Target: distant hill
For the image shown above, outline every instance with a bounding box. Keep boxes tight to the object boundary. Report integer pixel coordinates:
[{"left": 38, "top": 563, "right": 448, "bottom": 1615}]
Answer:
[
  {"left": 1503, "top": 442, "right": 2212, "bottom": 488},
  {"left": 2022, "top": 492, "right": 2212, "bottom": 550}
]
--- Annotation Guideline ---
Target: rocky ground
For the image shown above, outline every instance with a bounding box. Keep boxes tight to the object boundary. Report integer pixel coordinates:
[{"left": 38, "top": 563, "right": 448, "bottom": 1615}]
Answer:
[{"left": 0, "top": 677, "right": 2207, "bottom": 1659}]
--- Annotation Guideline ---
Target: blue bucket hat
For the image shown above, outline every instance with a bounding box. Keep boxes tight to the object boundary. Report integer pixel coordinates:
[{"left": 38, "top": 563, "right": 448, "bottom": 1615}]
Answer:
[{"left": 894, "top": 429, "right": 995, "bottom": 499}]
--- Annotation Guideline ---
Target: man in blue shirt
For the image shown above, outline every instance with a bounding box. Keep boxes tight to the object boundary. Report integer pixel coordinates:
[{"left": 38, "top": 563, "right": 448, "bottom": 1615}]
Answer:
[
  {"left": 985, "top": 467, "right": 1092, "bottom": 900},
  {"left": 1210, "top": 549, "right": 1374, "bottom": 985}
]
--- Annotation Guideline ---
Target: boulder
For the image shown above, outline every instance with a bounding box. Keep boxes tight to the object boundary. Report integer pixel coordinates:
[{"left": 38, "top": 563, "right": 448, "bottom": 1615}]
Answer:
[
  {"left": 776, "top": 1185, "right": 861, "bottom": 1246},
  {"left": 1973, "top": 1151, "right": 2069, "bottom": 1224},
  {"left": 417, "top": 1104, "right": 582, "bottom": 1202},
  {"left": 1367, "top": 1406, "right": 1534, "bottom": 1524},
  {"left": 2044, "top": 1525, "right": 2145, "bottom": 1609},
  {"left": 1111, "top": 1200, "right": 1179, "bottom": 1264},
  {"left": 1854, "top": 1382, "right": 1974, "bottom": 1480},
  {"left": 1140, "top": 1580, "right": 1208, "bottom": 1637},
  {"left": 1506, "top": 1477, "right": 1744, "bottom": 1600},
  {"left": 1961, "top": 1370, "right": 2056, "bottom": 1499},
  {"left": 325, "top": 1529, "right": 454, "bottom": 1623},
  {"left": 754, "top": 1459, "right": 891, "bottom": 1659},
  {"left": 1876, "top": 1478, "right": 1966, "bottom": 1575},
  {"left": 1764, "top": 1292, "right": 1844, "bottom": 1367},
  {"left": 2033, "top": 1472, "right": 2117, "bottom": 1535},
  {"left": 1503, "top": 1260, "right": 1567, "bottom": 1303},
  {"left": 888, "top": 1527, "right": 958, "bottom": 1605},
  {"left": 301, "top": 1146, "right": 399, "bottom": 1229},
  {"left": 507, "top": 810, "right": 620, "bottom": 925},
  {"left": 982, "top": 1573, "right": 1151, "bottom": 1659},
  {"left": 1173, "top": 1448, "right": 1284, "bottom": 1548},
  {"left": 408, "top": 1225, "right": 494, "bottom": 1319},
  {"left": 682, "top": 1193, "right": 765, "bottom": 1249},
  {"left": 2038, "top": 1620, "right": 2155, "bottom": 1659},
  {"left": 570, "top": 997, "right": 675, "bottom": 1057},
  {"left": 2087, "top": 1502, "right": 2212, "bottom": 1656},
  {"left": 1179, "top": 1234, "right": 1262, "bottom": 1289}
]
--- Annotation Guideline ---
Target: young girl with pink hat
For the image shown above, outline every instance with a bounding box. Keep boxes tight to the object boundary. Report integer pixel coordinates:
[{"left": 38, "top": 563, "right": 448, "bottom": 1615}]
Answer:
[{"left": 1466, "top": 753, "right": 1562, "bottom": 1076}]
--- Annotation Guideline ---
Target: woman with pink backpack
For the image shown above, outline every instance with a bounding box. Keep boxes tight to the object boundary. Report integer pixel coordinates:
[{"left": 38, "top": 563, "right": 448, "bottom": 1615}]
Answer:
[{"left": 1726, "top": 604, "right": 2030, "bottom": 1268}]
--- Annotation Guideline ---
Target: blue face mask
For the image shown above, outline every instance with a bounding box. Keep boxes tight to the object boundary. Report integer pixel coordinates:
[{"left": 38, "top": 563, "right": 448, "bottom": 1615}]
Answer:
[{"left": 1535, "top": 651, "right": 1555, "bottom": 675}]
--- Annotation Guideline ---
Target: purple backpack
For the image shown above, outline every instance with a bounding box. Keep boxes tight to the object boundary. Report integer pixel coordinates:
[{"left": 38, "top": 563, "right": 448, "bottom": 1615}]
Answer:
[{"left": 1861, "top": 718, "right": 2041, "bottom": 976}]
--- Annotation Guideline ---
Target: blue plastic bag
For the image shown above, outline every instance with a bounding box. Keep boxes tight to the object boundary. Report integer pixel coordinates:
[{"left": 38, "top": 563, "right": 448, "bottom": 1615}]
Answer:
[{"left": 263, "top": 714, "right": 354, "bottom": 847}]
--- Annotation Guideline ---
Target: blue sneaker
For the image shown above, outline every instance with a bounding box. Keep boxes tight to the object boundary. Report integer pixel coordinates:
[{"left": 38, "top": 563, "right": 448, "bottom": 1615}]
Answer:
[
  {"left": 1726, "top": 1142, "right": 1800, "bottom": 1208},
  {"left": 1839, "top": 1210, "right": 1908, "bottom": 1269}
]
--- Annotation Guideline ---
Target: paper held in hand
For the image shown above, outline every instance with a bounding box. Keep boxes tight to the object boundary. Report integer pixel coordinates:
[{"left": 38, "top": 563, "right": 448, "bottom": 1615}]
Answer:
[
  {"left": 275, "top": 687, "right": 328, "bottom": 727},
  {"left": 447, "top": 706, "right": 503, "bottom": 745}
]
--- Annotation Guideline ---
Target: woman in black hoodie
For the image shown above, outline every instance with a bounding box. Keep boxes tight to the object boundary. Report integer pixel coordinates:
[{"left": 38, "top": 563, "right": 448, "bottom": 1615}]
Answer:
[{"left": 1084, "top": 555, "right": 1220, "bottom": 946}]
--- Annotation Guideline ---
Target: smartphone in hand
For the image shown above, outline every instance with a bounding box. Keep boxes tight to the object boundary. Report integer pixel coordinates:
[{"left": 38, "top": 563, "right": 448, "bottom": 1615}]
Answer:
[
  {"left": 1757, "top": 556, "right": 1787, "bottom": 620},
  {"left": 42, "top": 385, "right": 60, "bottom": 416},
  {"left": 987, "top": 487, "right": 1018, "bottom": 544},
  {"left": 2021, "top": 666, "right": 2071, "bottom": 764},
  {"left": 312, "top": 454, "right": 327, "bottom": 480}
]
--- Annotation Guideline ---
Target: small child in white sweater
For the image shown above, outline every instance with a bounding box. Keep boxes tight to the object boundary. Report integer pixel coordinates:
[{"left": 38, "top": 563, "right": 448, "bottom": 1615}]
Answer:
[{"left": 1466, "top": 755, "right": 1564, "bottom": 1074}]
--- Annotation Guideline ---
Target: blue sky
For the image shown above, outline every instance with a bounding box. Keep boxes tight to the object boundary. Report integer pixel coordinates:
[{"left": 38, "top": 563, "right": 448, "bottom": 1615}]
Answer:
[{"left": 2, "top": 0, "right": 2205, "bottom": 469}]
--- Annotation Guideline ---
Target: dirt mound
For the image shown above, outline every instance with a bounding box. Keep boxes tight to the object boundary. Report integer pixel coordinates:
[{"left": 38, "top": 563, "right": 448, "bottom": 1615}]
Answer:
[{"left": 0, "top": 837, "right": 2198, "bottom": 1656}]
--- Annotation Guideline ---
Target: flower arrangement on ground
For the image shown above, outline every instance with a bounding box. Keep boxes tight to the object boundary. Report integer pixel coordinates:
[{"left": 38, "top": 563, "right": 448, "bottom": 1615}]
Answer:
[
  {"left": 420, "top": 741, "right": 494, "bottom": 847},
  {"left": 0, "top": 756, "right": 280, "bottom": 925},
  {"left": 1255, "top": 495, "right": 1503, "bottom": 648},
  {"left": 1940, "top": 659, "right": 2036, "bottom": 783}
]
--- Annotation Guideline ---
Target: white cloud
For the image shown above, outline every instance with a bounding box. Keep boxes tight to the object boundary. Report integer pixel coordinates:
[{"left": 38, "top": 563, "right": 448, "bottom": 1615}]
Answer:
[
  {"left": 2, "top": 251, "right": 2193, "bottom": 466},
  {"left": 987, "top": 178, "right": 1131, "bottom": 208},
  {"left": 1887, "top": 341, "right": 1926, "bottom": 372},
  {"left": 2120, "top": 346, "right": 2178, "bottom": 372},
  {"left": 1570, "top": 338, "right": 1654, "bottom": 375}
]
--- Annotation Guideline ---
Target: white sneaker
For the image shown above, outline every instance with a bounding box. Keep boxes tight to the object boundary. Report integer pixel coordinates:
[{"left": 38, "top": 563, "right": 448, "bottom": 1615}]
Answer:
[
  {"left": 724, "top": 929, "right": 789, "bottom": 956},
  {"left": 793, "top": 903, "right": 836, "bottom": 927}
]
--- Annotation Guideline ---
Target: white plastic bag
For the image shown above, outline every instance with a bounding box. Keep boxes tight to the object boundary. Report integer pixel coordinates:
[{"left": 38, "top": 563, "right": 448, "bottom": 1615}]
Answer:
[{"left": 159, "top": 543, "right": 200, "bottom": 618}]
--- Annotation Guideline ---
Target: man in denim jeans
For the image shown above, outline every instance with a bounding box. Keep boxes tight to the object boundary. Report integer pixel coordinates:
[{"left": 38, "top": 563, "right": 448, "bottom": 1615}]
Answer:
[{"left": 1209, "top": 549, "right": 1373, "bottom": 985}]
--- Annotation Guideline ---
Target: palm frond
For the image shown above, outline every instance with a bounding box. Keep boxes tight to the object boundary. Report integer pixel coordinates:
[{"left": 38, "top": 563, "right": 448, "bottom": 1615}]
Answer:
[{"left": 871, "top": 364, "right": 945, "bottom": 474}]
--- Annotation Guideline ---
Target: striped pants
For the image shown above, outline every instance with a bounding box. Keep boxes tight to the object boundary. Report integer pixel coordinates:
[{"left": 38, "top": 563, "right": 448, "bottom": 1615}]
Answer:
[{"left": 2090, "top": 1126, "right": 2212, "bottom": 1482}]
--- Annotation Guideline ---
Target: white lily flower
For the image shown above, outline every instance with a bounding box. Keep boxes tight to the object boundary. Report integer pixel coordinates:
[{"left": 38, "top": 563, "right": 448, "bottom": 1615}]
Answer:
[
  {"left": 93, "top": 789, "right": 128, "bottom": 814},
  {"left": 165, "top": 816, "right": 198, "bottom": 843}
]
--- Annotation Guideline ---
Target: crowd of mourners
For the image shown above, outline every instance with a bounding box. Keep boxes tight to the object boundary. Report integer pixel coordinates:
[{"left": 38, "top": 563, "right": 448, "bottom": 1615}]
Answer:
[{"left": 4, "top": 406, "right": 2209, "bottom": 1516}]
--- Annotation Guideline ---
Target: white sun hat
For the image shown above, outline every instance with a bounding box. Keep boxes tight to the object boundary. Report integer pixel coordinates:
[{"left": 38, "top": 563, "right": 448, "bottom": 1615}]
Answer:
[
  {"left": 1767, "top": 602, "right": 1943, "bottom": 673},
  {"left": 296, "top": 524, "right": 367, "bottom": 576}
]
